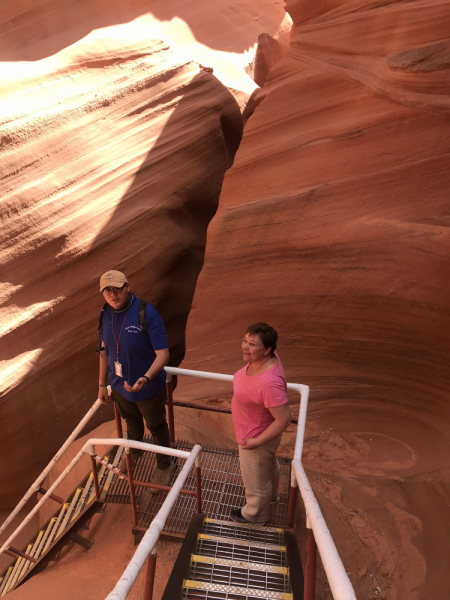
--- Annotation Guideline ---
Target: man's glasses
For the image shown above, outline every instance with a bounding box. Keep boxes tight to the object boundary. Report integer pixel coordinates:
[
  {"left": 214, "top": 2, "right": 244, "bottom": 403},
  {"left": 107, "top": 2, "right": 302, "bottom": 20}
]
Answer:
[{"left": 103, "top": 284, "right": 126, "bottom": 295}]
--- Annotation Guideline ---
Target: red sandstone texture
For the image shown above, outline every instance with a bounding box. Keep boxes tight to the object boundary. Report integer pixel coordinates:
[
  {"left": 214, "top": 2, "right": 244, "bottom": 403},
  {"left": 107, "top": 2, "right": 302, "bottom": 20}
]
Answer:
[
  {"left": 0, "top": 0, "right": 290, "bottom": 508},
  {"left": 3, "top": 1, "right": 450, "bottom": 599},
  {"left": 177, "top": 1, "right": 450, "bottom": 599}
]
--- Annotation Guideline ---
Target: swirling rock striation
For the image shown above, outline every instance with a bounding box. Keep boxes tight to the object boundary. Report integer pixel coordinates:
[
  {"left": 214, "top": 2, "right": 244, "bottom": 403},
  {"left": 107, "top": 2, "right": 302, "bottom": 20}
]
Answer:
[
  {"left": 180, "top": 1, "right": 450, "bottom": 598},
  {"left": 0, "top": 2, "right": 293, "bottom": 510}
]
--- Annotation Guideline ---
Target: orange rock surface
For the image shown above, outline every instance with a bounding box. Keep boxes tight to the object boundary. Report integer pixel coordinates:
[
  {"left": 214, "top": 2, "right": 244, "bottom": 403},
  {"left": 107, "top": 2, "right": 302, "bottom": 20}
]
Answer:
[
  {"left": 3, "top": 0, "right": 450, "bottom": 598},
  {"left": 178, "top": 1, "right": 450, "bottom": 598},
  {"left": 0, "top": 0, "right": 291, "bottom": 509}
]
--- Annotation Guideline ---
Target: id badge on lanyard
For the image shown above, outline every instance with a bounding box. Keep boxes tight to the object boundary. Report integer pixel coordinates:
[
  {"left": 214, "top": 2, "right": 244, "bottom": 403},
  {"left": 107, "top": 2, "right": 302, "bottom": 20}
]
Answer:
[
  {"left": 112, "top": 314, "right": 127, "bottom": 379},
  {"left": 115, "top": 361, "right": 123, "bottom": 377}
]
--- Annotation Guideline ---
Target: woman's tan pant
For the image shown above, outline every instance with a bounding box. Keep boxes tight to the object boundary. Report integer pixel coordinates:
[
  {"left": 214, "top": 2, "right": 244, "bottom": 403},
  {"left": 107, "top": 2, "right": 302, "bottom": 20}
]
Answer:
[{"left": 239, "top": 435, "right": 282, "bottom": 524}]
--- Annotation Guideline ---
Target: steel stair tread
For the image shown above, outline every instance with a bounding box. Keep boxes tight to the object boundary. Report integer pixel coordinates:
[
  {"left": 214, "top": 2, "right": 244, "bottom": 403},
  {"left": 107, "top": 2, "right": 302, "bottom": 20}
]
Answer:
[
  {"left": 0, "top": 568, "right": 13, "bottom": 596},
  {"left": 204, "top": 518, "right": 283, "bottom": 534},
  {"left": 2, "top": 557, "right": 24, "bottom": 594},
  {"left": 202, "top": 520, "right": 284, "bottom": 547},
  {"left": 2, "top": 543, "right": 33, "bottom": 594},
  {"left": 50, "top": 503, "right": 70, "bottom": 545},
  {"left": 34, "top": 517, "right": 58, "bottom": 560},
  {"left": 195, "top": 539, "right": 286, "bottom": 569},
  {"left": 182, "top": 579, "right": 293, "bottom": 600},
  {"left": 15, "top": 529, "right": 45, "bottom": 584},
  {"left": 55, "top": 489, "right": 82, "bottom": 539},
  {"left": 198, "top": 534, "right": 286, "bottom": 552},
  {"left": 188, "top": 556, "right": 290, "bottom": 595},
  {"left": 190, "top": 555, "right": 289, "bottom": 575}
]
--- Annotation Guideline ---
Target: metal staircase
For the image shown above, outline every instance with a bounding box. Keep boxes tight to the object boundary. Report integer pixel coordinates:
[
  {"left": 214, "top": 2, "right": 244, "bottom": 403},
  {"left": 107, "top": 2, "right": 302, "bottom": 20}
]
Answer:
[
  {"left": 0, "top": 456, "right": 118, "bottom": 596},
  {"left": 1, "top": 370, "right": 357, "bottom": 600},
  {"left": 1, "top": 440, "right": 294, "bottom": 596},
  {"left": 162, "top": 514, "right": 303, "bottom": 600}
]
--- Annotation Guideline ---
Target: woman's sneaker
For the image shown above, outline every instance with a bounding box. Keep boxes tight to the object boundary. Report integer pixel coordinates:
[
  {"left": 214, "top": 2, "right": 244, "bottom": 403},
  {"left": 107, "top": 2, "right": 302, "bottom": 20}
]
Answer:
[{"left": 230, "top": 508, "right": 250, "bottom": 524}]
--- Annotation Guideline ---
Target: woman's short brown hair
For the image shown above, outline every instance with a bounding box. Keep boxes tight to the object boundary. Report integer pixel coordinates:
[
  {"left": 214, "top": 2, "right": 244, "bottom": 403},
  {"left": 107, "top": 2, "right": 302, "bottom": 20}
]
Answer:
[{"left": 246, "top": 322, "right": 278, "bottom": 357}]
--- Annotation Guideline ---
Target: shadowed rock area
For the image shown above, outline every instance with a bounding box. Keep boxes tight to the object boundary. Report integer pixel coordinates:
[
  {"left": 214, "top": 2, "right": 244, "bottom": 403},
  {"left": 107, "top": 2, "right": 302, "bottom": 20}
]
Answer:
[{"left": 178, "top": 1, "right": 450, "bottom": 598}]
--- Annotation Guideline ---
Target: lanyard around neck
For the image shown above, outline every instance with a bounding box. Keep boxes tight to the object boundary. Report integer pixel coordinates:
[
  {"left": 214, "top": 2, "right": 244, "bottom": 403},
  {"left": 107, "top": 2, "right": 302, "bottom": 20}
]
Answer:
[{"left": 112, "top": 313, "right": 127, "bottom": 360}]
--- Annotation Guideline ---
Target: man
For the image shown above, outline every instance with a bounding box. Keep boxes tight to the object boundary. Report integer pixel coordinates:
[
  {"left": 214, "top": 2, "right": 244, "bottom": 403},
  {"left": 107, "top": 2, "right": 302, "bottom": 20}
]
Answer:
[{"left": 97, "top": 269, "right": 174, "bottom": 485}]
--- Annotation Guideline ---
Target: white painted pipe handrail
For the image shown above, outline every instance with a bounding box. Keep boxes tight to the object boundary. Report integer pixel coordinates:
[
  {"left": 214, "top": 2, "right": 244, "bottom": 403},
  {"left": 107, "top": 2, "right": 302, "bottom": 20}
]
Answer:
[
  {"left": 105, "top": 444, "right": 202, "bottom": 600},
  {"left": 0, "top": 438, "right": 189, "bottom": 558},
  {"left": 165, "top": 365, "right": 234, "bottom": 383},
  {"left": 82, "top": 438, "right": 191, "bottom": 460},
  {"left": 0, "top": 398, "right": 104, "bottom": 541},
  {"left": 165, "top": 366, "right": 309, "bottom": 393},
  {"left": 292, "top": 459, "right": 357, "bottom": 600},
  {"left": 165, "top": 366, "right": 310, "bottom": 465}
]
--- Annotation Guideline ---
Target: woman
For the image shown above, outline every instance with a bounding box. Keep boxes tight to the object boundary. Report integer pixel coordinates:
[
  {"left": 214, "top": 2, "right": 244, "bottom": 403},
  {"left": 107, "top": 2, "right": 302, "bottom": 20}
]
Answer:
[{"left": 231, "top": 322, "right": 292, "bottom": 524}]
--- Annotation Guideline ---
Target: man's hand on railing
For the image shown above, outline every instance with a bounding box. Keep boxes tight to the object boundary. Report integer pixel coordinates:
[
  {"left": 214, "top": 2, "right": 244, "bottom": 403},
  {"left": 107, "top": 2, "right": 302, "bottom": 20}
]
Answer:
[{"left": 98, "top": 385, "right": 111, "bottom": 405}]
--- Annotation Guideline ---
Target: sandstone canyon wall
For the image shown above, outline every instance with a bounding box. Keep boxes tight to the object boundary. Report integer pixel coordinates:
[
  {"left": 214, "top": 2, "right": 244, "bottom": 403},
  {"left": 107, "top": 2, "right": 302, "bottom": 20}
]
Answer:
[
  {"left": 178, "top": 1, "right": 450, "bottom": 598},
  {"left": 0, "top": 0, "right": 291, "bottom": 508}
]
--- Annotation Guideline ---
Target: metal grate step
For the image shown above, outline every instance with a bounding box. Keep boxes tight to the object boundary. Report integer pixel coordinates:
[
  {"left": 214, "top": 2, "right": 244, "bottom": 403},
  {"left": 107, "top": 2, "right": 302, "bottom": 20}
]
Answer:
[
  {"left": 190, "top": 555, "right": 288, "bottom": 575},
  {"left": 1, "top": 543, "right": 33, "bottom": 595},
  {"left": 203, "top": 519, "right": 284, "bottom": 546},
  {"left": 162, "top": 513, "right": 302, "bottom": 600},
  {"left": 188, "top": 555, "right": 290, "bottom": 593},
  {"left": 196, "top": 536, "right": 286, "bottom": 568},
  {"left": 0, "top": 569, "right": 13, "bottom": 596},
  {"left": 34, "top": 517, "right": 58, "bottom": 560},
  {"left": 13, "top": 529, "right": 45, "bottom": 586},
  {"left": 198, "top": 534, "right": 285, "bottom": 552},
  {"left": 182, "top": 580, "right": 293, "bottom": 600}
]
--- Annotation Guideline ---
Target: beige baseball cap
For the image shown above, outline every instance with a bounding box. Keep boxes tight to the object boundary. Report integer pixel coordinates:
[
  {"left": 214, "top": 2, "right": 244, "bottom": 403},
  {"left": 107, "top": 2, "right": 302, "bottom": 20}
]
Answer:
[{"left": 99, "top": 270, "right": 128, "bottom": 292}]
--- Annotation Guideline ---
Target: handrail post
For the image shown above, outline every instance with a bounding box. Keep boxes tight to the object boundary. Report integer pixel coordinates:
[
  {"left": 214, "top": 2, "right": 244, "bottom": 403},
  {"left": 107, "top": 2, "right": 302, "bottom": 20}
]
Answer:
[
  {"left": 90, "top": 456, "right": 101, "bottom": 501},
  {"left": 287, "top": 467, "right": 298, "bottom": 529},
  {"left": 195, "top": 467, "right": 202, "bottom": 513},
  {"left": 143, "top": 544, "right": 158, "bottom": 600},
  {"left": 195, "top": 450, "right": 202, "bottom": 514},
  {"left": 126, "top": 451, "right": 138, "bottom": 528},
  {"left": 166, "top": 375, "right": 175, "bottom": 444},
  {"left": 304, "top": 520, "right": 317, "bottom": 600},
  {"left": 288, "top": 385, "right": 308, "bottom": 530},
  {"left": 113, "top": 401, "right": 123, "bottom": 439}
]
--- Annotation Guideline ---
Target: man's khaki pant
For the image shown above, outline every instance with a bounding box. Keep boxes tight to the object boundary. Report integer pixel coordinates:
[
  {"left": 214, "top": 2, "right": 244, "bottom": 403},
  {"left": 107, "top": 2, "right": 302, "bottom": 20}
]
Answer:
[{"left": 239, "top": 435, "right": 282, "bottom": 524}]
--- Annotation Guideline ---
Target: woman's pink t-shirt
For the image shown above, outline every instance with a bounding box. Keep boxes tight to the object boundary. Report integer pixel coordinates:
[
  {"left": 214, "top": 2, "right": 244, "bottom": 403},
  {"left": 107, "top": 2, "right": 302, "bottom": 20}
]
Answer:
[{"left": 231, "top": 353, "right": 289, "bottom": 445}]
